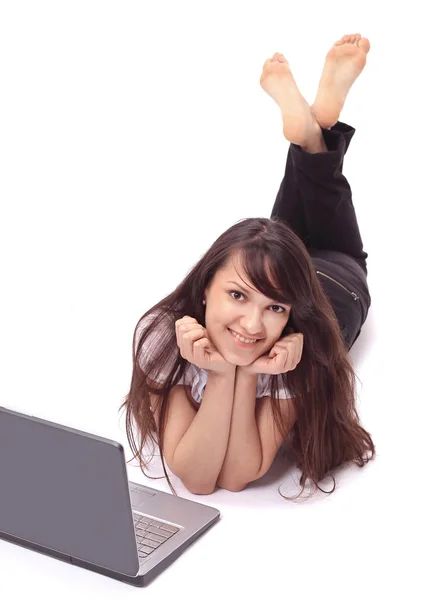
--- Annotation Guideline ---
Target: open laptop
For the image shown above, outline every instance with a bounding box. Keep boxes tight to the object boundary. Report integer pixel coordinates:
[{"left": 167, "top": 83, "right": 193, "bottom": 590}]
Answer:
[{"left": 0, "top": 406, "right": 220, "bottom": 587}]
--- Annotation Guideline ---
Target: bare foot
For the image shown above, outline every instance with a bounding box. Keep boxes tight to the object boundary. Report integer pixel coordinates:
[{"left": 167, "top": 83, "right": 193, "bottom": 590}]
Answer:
[
  {"left": 260, "top": 52, "right": 321, "bottom": 146},
  {"left": 311, "top": 34, "right": 371, "bottom": 129}
]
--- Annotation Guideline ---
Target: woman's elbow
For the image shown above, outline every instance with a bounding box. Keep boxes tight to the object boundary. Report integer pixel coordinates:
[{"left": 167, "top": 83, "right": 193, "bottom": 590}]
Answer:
[
  {"left": 217, "top": 480, "right": 248, "bottom": 493},
  {"left": 183, "top": 479, "right": 216, "bottom": 495}
]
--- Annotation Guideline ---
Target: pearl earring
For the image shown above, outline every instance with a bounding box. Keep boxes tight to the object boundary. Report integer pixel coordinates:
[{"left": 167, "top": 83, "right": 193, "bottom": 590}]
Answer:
[{"left": 202, "top": 300, "right": 206, "bottom": 305}]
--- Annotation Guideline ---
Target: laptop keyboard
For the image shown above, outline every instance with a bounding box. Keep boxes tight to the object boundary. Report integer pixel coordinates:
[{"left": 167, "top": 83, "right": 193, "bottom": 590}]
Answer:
[{"left": 133, "top": 512, "right": 180, "bottom": 560}]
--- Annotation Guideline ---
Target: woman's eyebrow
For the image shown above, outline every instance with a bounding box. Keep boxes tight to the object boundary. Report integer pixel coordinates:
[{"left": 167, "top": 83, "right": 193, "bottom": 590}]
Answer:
[
  {"left": 226, "top": 280, "right": 251, "bottom": 291},
  {"left": 225, "top": 280, "right": 289, "bottom": 305}
]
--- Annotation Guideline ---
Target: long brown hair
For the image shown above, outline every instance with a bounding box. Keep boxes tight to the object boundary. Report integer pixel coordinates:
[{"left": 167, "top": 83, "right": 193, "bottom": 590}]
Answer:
[{"left": 120, "top": 217, "right": 375, "bottom": 500}]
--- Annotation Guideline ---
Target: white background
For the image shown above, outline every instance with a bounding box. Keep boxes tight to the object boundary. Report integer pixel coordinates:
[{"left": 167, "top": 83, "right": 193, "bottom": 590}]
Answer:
[{"left": 1, "top": 0, "right": 438, "bottom": 598}]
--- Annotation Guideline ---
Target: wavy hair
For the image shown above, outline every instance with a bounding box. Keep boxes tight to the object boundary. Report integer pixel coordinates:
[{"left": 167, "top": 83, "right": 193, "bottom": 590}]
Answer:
[{"left": 120, "top": 217, "right": 375, "bottom": 500}]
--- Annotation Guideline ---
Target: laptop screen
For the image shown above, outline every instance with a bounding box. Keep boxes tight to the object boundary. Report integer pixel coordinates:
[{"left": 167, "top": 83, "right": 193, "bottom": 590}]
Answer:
[{"left": 0, "top": 407, "right": 139, "bottom": 577}]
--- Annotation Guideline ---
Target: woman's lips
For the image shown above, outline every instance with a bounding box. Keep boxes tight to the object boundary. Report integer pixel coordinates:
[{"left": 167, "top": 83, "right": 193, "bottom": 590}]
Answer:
[{"left": 228, "top": 328, "right": 262, "bottom": 348}]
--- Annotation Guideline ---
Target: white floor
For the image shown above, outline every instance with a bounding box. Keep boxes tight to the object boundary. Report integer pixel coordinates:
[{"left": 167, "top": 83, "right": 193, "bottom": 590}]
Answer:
[{"left": 1, "top": 2, "right": 437, "bottom": 598}]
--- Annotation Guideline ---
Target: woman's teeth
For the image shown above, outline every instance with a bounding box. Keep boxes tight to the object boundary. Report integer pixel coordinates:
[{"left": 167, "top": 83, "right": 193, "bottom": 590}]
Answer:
[{"left": 228, "top": 328, "right": 259, "bottom": 344}]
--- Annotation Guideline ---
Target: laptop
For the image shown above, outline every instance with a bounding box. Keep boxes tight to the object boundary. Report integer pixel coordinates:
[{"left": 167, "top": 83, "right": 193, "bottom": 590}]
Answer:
[{"left": 0, "top": 406, "right": 220, "bottom": 587}]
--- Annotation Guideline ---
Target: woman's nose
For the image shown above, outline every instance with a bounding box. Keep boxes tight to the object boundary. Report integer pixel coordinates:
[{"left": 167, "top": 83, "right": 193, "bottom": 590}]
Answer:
[{"left": 241, "top": 313, "right": 264, "bottom": 336}]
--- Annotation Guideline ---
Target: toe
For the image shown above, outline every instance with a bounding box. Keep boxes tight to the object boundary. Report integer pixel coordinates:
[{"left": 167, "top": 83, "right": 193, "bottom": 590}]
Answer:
[
  {"left": 358, "top": 37, "right": 371, "bottom": 54},
  {"left": 262, "top": 58, "right": 272, "bottom": 70}
]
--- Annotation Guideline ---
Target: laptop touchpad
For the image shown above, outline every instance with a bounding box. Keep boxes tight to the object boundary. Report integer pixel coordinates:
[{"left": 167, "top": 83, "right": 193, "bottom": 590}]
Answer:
[{"left": 131, "top": 489, "right": 155, "bottom": 507}]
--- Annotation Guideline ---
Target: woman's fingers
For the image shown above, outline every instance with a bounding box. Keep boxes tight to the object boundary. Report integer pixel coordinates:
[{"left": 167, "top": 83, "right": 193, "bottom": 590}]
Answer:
[
  {"left": 176, "top": 319, "right": 206, "bottom": 361},
  {"left": 291, "top": 335, "right": 303, "bottom": 369},
  {"left": 175, "top": 317, "right": 201, "bottom": 349},
  {"left": 271, "top": 333, "right": 303, "bottom": 372},
  {"left": 181, "top": 329, "right": 206, "bottom": 360},
  {"left": 193, "top": 337, "right": 209, "bottom": 361}
]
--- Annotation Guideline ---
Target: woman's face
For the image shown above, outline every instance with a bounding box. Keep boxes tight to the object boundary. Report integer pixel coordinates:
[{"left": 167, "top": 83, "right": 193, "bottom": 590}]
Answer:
[{"left": 203, "top": 253, "right": 291, "bottom": 366}]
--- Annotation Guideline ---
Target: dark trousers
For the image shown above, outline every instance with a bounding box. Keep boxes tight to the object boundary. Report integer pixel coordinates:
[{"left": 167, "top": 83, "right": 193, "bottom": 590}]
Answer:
[{"left": 270, "top": 121, "right": 371, "bottom": 350}]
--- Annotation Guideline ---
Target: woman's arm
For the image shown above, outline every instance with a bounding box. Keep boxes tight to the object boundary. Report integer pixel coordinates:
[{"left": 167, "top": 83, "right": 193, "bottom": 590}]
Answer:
[
  {"left": 216, "top": 368, "right": 297, "bottom": 491},
  {"left": 216, "top": 369, "right": 261, "bottom": 490},
  {"left": 170, "top": 368, "right": 236, "bottom": 494}
]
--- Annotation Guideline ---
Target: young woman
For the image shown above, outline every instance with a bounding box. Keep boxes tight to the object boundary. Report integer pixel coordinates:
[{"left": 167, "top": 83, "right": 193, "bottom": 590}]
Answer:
[{"left": 121, "top": 33, "right": 375, "bottom": 500}]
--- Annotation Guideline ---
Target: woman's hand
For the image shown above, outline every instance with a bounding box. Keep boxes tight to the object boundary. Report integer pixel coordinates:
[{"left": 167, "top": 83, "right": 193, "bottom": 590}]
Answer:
[
  {"left": 175, "top": 316, "right": 235, "bottom": 375},
  {"left": 240, "top": 329, "right": 304, "bottom": 376}
]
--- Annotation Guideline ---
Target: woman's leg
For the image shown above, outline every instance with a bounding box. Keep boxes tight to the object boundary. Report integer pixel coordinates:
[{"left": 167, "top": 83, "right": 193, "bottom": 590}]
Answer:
[
  {"left": 260, "top": 35, "right": 371, "bottom": 276},
  {"left": 260, "top": 36, "right": 372, "bottom": 347},
  {"left": 270, "top": 121, "right": 369, "bottom": 275}
]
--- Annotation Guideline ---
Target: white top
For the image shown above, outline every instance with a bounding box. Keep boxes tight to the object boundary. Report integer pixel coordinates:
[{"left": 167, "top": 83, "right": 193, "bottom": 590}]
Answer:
[
  {"left": 135, "top": 311, "right": 294, "bottom": 403},
  {"left": 174, "top": 363, "right": 293, "bottom": 403}
]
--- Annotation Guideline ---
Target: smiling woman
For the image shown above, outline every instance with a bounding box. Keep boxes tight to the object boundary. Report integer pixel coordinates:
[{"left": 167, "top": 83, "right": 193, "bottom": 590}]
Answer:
[
  {"left": 120, "top": 38, "right": 375, "bottom": 500},
  {"left": 200, "top": 253, "right": 293, "bottom": 367},
  {"left": 120, "top": 217, "right": 374, "bottom": 500}
]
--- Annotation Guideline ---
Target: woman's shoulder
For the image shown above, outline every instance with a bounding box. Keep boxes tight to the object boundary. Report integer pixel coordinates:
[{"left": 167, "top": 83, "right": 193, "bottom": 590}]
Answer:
[
  {"left": 135, "top": 309, "right": 176, "bottom": 347},
  {"left": 135, "top": 308, "right": 179, "bottom": 380},
  {"left": 138, "top": 308, "right": 173, "bottom": 329}
]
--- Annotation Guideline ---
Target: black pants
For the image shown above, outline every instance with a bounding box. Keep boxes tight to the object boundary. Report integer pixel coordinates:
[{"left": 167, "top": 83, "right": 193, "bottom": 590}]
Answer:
[{"left": 270, "top": 121, "right": 371, "bottom": 350}]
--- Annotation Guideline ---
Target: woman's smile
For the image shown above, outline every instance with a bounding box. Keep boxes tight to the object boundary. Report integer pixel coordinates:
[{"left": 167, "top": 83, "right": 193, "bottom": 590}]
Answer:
[{"left": 227, "top": 327, "right": 263, "bottom": 348}]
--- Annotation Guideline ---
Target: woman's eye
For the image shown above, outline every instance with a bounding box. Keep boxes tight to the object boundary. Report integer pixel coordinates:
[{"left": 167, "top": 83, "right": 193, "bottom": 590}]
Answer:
[
  {"left": 272, "top": 305, "right": 284, "bottom": 313},
  {"left": 231, "top": 291, "right": 243, "bottom": 301},
  {"left": 230, "top": 291, "right": 285, "bottom": 313}
]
